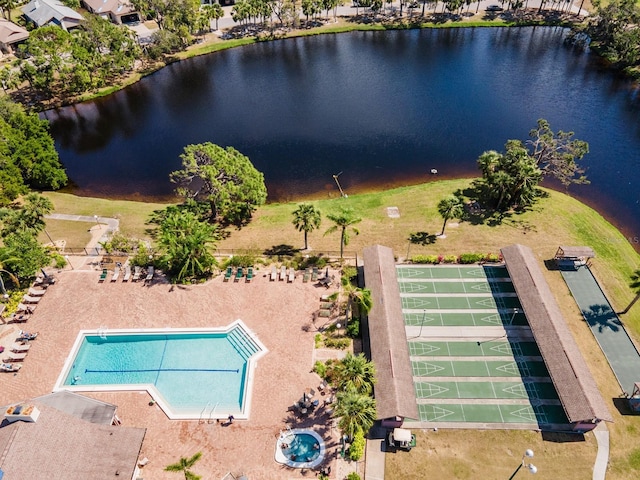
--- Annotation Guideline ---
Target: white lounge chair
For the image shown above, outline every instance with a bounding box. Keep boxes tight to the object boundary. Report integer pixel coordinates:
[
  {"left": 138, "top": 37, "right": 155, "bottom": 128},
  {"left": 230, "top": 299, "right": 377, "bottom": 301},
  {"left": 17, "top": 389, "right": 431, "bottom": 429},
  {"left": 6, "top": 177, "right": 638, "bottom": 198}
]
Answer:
[
  {"left": 0, "top": 363, "right": 21, "bottom": 372},
  {"left": 132, "top": 266, "right": 142, "bottom": 282},
  {"left": 111, "top": 266, "right": 120, "bottom": 282},
  {"left": 270, "top": 266, "right": 277, "bottom": 281},
  {"left": 145, "top": 266, "right": 154, "bottom": 282},
  {"left": 279, "top": 266, "right": 286, "bottom": 281},
  {"left": 22, "top": 295, "right": 41, "bottom": 304},
  {"left": 288, "top": 268, "right": 295, "bottom": 283},
  {"left": 123, "top": 265, "right": 131, "bottom": 282},
  {"left": 27, "top": 288, "right": 46, "bottom": 297},
  {"left": 3, "top": 352, "right": 27, "bottom": 362},
  {"left": 10, "top": 343, "right": 30, "bottom": 352},
  {"left": 16, "top": 304, "right": 36, "bottom": 314}
]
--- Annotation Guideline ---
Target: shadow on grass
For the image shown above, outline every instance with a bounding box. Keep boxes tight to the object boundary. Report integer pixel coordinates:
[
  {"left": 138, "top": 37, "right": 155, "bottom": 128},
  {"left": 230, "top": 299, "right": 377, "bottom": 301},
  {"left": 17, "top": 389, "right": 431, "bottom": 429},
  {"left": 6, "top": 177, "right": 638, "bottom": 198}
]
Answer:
[
  {"left": 541, "top": 431, "right": 586, "bottom": 443},
  {"left": 409, "top": 231, "right": 437, "bottom": 246}
]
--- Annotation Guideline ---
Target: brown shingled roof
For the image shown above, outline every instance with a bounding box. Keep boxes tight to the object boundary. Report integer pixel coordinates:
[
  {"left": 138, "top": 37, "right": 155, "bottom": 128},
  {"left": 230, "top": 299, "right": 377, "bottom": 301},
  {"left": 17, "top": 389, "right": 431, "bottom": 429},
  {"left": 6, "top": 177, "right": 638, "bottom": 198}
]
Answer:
[
  {"left": 556, "top": 246, "right": 596, "bottom": 259},
  {"left": 0, "top": 401, "right": 145, "bottom": 479},
  {"left": 363, "top": 245, "right": 419, "bottom": 421},
  {"left": 0, "top": 19, "right": 28, "bottom": 45},
  {"left": 501, "top": 244, "right": 613, "bottom": 424}
]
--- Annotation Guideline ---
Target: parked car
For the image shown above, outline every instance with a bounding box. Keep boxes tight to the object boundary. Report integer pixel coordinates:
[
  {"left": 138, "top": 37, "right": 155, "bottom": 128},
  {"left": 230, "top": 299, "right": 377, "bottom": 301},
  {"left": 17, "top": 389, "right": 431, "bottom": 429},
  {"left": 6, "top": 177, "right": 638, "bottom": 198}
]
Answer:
[{"left": 486, "top": 4, "right": 504, "bottom": 11}]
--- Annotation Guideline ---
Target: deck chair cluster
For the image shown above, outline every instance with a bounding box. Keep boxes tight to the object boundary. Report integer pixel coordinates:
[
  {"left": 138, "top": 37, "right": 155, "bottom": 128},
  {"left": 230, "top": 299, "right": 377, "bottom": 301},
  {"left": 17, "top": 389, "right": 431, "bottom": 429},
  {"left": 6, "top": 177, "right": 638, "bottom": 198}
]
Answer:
[
  {"left": 11, "top": 272, "right": 55, "bottom": 324},
  {"left": 223, "top": 266, "right": 254, "bottom": 283},
  {"left": 1, "top": 330, "right": 39, "bottom": 371},
  {"left": 269, "top": 266, "right": 296, "bottom": 283},
  {"left": 99, "top": 263, "right": 155, "bottom": 284}
]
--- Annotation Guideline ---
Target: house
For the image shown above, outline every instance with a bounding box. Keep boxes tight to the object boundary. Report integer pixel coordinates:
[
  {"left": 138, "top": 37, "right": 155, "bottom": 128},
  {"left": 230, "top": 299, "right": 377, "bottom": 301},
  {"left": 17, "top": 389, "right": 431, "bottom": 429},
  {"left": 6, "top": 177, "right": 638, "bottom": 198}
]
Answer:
[
  {"left": 0, "top": 19, "right": 28, "bottom": 55},
  {"left": 82, "top": 0, "right": 141, "bottom": 25},
  {"left": 0, "top": 391, "right": 146, "bottom": 479},
  {"left": 21, "top": 0, "right": 84, "bottom": 31}
]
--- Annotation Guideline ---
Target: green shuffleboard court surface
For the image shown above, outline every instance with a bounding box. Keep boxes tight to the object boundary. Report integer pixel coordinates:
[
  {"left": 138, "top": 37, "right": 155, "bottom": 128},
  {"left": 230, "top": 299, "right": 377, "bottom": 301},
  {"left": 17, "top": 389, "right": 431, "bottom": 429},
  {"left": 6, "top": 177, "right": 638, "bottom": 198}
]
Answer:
[
  {"left": 397, "top": 265, "right": 509, "bottom": 280},
  {"left": 408, "top": 341, "right": 541, "bottom": 357},
  {"left": 412, "top": 359, "right": 551, "bottom": 378},
  {"left": 417, "top": 403, "right": 568, "bottom": 424},
  {"left": 401, "top": 295, "right": 522, "bottom": 310},
  {"left": 398, "top": 280, "right": 516, "bottom": 294},
  {"left": 414, "top": 381, "right": 559, "bottom": 399},
  {"left": 403, "top": 311, "right": 529, "bottom": 327}
]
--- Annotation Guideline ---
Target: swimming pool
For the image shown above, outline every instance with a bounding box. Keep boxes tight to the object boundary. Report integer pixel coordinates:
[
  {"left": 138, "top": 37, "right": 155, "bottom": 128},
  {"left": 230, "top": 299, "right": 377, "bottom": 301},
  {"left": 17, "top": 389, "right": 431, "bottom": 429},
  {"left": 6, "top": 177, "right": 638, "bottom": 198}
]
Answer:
[
  {"left": 54, "top": 321, "right": 267, "bottom": 420},
  {"left": 275, "top": 429, "right": 325, "bottom": 469}
]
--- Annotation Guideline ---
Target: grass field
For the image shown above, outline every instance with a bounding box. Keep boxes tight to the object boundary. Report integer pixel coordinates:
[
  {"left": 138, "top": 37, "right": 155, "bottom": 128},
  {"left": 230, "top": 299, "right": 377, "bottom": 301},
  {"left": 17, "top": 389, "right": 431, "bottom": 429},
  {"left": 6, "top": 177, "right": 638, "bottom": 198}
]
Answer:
[{"left": 42, "top": 180, "right": 640, "bottom": 479}]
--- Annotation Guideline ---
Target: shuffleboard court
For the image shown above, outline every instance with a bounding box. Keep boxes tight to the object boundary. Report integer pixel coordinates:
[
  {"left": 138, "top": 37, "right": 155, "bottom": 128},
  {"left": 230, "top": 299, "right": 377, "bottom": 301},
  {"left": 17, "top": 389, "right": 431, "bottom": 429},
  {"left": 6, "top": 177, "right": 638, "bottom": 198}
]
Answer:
[
  {"left": 399, "top": 281, "right": 516, "bottom": 294},
  {"left": 417, "top": 403, "right": 567, "bottom": 424},
  {"left": 408, "top": 341, "right": 541, "bottom": 357},
  {"left": 397, "top": 265, "right": 509, "bottom": 280},
  {"left": 401, "top": 295, "right": 522, "bottom": 310},
  {"left": 412, "top": 359, "right": 551, "bottom": 378},
  {"left": 403, "top": 311, "right": 529, "bottom": 327},
  {"left": 414, "top": 381, "right": 559, "bottom": 399}
]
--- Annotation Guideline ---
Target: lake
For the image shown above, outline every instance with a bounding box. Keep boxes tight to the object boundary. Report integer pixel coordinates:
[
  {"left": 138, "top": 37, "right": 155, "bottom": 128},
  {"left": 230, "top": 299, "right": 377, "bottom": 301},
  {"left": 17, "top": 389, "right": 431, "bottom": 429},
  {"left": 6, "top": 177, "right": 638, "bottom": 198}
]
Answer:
[{"left": 43, "top": 26, "right": 640, "bottom": 245}]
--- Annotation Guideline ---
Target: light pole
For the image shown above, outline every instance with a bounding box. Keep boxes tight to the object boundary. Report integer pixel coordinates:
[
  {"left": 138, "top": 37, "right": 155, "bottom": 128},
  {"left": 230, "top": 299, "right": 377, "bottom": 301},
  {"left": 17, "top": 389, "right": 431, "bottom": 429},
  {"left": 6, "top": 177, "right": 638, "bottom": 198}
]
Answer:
[
  {"left": 65, "top": 255, "right": 73, "bottom": 270},
  {"left": 94, "top": 215, "right": 100, "bottom": 228},
  {"left": 509, "top": 449, "right": 537, "bottom": 479}
]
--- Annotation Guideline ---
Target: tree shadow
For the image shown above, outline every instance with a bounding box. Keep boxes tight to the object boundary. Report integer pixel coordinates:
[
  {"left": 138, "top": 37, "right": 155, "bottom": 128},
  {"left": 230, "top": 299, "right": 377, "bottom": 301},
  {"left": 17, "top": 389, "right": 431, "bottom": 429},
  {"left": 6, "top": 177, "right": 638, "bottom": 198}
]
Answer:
[
  {"left": 408, "top": 231, "right": 437, "bottom": 246},
  {"left": 263, "top": 244, "right": 300, "bottom": 257},
  {"left": 582, "top": 303, "right": 622, "bottom": 333},
  {"left": 541, "top": 431, "right": 586, "bottom": 443}
]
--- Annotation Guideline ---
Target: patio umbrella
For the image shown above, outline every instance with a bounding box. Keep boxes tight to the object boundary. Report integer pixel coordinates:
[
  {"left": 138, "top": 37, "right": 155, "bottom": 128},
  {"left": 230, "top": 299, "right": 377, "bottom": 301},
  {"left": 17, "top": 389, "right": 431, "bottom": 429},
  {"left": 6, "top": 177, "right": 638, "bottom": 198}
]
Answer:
[{"left": 325, "top": 267, "right": 329, "bottom": 278}]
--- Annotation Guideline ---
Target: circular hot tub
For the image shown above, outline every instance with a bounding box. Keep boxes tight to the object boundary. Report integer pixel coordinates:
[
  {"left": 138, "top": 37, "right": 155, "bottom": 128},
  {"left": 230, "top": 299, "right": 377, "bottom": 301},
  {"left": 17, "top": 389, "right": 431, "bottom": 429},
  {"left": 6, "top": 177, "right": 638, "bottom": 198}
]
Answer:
[{"left": 275, "top": 428, "right": 325, "bottom": 469}]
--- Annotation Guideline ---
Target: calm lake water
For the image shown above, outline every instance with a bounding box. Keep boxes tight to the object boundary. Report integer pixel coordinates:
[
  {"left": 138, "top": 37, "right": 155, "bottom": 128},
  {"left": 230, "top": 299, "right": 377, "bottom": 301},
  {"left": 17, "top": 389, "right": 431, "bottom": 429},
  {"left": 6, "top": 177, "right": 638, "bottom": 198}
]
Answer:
[{"left": 44, "top": 27, "right": 640, "bottom": 244}]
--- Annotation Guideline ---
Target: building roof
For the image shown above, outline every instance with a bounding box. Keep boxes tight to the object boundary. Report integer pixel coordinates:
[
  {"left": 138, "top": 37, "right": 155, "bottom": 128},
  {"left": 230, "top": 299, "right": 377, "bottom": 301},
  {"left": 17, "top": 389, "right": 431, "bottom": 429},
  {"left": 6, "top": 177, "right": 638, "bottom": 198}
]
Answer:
[
  {"left": 0, "top": 19, "right": 28, "bottom": 45},
  {"left": 556, "top": 246, "right": 596, "bottom": 259},
  {"left": 21, "top": 0, "right": 83, "bottom": 28},
  {"left": 33, "top": 390, "right": 117, "bottom": 425},
  {"left": 0, "top": 397, "right": 145, "bottom": 479},
  {"left": 363, "top": 245, "right": 419, "bottom": 421},
  {"left": 501, "top": 244, "right": 613, "bottom": 424},
  {"left": 83, "top": 0, "right": 136, "bottom": 16}
]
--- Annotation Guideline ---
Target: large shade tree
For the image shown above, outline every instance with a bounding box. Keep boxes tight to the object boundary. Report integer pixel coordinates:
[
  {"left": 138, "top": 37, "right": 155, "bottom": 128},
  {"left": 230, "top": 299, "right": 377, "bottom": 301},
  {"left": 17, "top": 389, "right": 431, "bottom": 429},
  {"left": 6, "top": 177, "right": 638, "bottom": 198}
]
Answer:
[
  {"left": 436, "top": 195, "right": 464, "bottom": 237},
  {"left": 324, "top": 207, "right": 361, "bottom": 258},
  {"left": 334, "top": 352, "right": 377, "bottom": 395},
  {"left": 477, "top": 140, "right": 542, "bottom": 211},
  {"left": 334, "top": 390, "right": 377, "bottom": 440},
  {"left": 292, "top": 203, "right": 321, "bottom": 250},
  {"left": 0, "top": 193, "right": 53, "bottom": 238},
  {"left": 170, "top": 143, "right": 267, "bottom": 226},
  {"left": 157, "top": 210, "right": 219, "bottom": 282}
]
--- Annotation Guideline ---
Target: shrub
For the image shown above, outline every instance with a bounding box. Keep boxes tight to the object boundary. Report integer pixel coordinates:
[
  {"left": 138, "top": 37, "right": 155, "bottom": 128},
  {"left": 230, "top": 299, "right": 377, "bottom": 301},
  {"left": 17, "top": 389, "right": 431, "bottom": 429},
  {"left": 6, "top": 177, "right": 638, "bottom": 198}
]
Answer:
[
  {"left": 342, "top": 266, "right": 358, "bottom": 286},
  {"left": 314, "top": 334, "right": 323, "bottom": 349},
  {"left": 349, "top": 430, "right": 366, "bottom": 461},
  {"left": 346, "top": 318, "right": 360, "bottom": 338},
  {"left": 459, "top": 253, "right": 484, "bottom": 264},
  {"left": 443, "top": 254, "right": 458, "bottom": 263},
  {"left": 323, "top": 337, "right": 351, "bottom": 349},
  {"left": 346, "top": 474, "right": 361, "bottom": 480},
  {"left": 411, "top": 254, "right": 439, "bottom": 264},
  {"left": 102, "top": 232, "right": 137, "bottom": 254},
  {"left": 225, "top": 254, "right": 256, "bottom": 268},
  {"left": 131, "top": 242, "right": 154, "bottom": 267},
  {"left": 313, "top": 360, "right": 327, "bottom": 377},
  {"left": 485, "top": 252, "right": 501, "bottom": 262}
]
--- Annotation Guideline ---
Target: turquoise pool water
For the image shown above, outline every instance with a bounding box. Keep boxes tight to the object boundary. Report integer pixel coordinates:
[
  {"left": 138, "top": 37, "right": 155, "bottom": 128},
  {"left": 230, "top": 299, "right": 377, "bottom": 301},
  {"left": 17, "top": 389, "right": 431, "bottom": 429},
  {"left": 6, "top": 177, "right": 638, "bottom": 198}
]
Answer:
[
  {"left": 63, "top": 328, "right": 260, "bottom": 416},
  {"left": 282, "top": 433, "right": 321, "bottom": 464}
]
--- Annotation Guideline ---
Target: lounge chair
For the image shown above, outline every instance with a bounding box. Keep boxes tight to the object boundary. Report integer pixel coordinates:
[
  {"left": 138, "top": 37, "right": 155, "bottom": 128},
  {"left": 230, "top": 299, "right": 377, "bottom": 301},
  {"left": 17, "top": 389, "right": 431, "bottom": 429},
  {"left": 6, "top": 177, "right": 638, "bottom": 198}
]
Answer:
[
  {"left": 99, "top": 268, "right": 108, "bottom": 282},
  {"left": 10, "top": 343, "right": 30, "bottom": 352},
  {"left": 123, "top": 266, "right": 131, "bottom": 282},
  {"left": 303, "top": 268, "right": 311, "bottom": 283},
  {"left": 27, "top": 288, "right": 46, "bottom": 297},
  {"left": 111, "top": 266, "right": 120, "bottom": 282},
  {"left": 246, "top": 267, "right": 254, "bottom": 283},
  {"left": 318, "top": 310, "right": 331, "bottom": 318},
  {"left": 22, "top": 295, "right": 41, "bottom": 304},
  {"left": 318, "top": 380, "right": 328, "bottom": 392},
  {"left": 280, "top": 266, "right": 286, "bottom": 281},
  {"left": 145, "top": 266, "right": 154, "bottom": 283},
  {"left": 270, "top": 266, "right": 277, "bottom": 281},
  {"left": 16, "top": 304, "right": 35, "bottom": 314},
  {"left": 3, "top": 352, "right": 26, "bottom": 362},
  {"left": 224, "top": 266, "right": 234, "bottom": 282},
  {"left": 17, "top": 331, "right": 38, "bottom": 341},
  {"left": 320, "top": 302, "right": 333, "bottom": 310},
  {"left": 8, "top": 314, "right": 28, "bottom": 324},
  {"left": 235, "top": 267, "right": 244, "bottom": 282},
  {"left": 132, "top": 266, "right": 142, "bottom": 282},
  {"left": 288, "top": 268, "right": 295, "bottom": 283},
  {"left": 311, "top": 267, "right": 319, "bottom": 281},
  {"left": 0, "top": 363, "right": 21, "bottom": 373}
]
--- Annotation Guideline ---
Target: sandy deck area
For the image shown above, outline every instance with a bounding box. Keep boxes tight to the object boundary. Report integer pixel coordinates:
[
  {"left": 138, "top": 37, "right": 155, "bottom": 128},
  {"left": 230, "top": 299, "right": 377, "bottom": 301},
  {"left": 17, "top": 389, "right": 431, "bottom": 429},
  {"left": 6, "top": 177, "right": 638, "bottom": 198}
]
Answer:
[{"left": 0, "top": 264, "right": 348, "bottom": 479}]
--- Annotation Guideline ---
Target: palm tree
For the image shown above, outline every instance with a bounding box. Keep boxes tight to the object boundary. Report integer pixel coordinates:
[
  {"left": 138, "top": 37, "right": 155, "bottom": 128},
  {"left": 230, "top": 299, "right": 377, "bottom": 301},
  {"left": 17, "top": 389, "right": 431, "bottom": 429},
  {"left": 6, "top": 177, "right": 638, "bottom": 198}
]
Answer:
[
  {"left": 619, "top": 269, "right": 640, "bottom": 315},
  {"left": 292, "top": 203, "right": 321, "bottom": 250},
  {"left": 165, "top": 452, "right": 203, "bottom": 480},
  {"left": 324, "top": 208, "right": 361, "bottom": 259},
  {"left": 437, "top": 195, "right": 464, "bottom": 237},
  {"left": 342, "top": 281, "right": 373, "bottom": 322},
  {"left": 334, "top": 352, "right": 377, "bottom": 395},
  {"left": 0, "top": 193, "right": 53, "bottom": 238},
  {"left": 335, "top": 390, "right": 377, "bottom": 440}
]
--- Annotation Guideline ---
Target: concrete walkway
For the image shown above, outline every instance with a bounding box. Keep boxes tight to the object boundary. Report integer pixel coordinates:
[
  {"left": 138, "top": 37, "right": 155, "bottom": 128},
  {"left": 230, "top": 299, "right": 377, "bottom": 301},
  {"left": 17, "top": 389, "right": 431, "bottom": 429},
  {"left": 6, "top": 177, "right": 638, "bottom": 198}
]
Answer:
[{"left": 593, "top": 422, "right": 609, "bottom": 480}]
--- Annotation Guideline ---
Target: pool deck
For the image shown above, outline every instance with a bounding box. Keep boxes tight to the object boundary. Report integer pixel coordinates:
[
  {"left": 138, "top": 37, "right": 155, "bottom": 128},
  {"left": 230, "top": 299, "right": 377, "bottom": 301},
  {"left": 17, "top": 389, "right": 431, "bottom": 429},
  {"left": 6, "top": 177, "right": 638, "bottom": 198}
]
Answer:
[{"left": 0, "top": 265, "right": 347, "bottom": 479}]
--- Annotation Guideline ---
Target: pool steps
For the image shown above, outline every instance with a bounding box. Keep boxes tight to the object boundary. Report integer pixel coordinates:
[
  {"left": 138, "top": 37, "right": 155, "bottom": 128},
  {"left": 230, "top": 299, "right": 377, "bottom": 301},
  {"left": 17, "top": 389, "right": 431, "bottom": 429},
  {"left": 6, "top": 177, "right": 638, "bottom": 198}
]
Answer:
[{"left": 226, "top": 327, "right": 260, "bottom": 360}]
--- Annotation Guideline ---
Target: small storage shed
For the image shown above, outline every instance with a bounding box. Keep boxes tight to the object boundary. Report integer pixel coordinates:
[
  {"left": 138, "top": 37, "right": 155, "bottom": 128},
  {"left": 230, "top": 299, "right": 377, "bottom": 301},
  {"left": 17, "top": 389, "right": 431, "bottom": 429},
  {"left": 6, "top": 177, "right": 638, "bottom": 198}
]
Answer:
[{"left": 555, "top": 246, "right": 595, "bottom": 270}]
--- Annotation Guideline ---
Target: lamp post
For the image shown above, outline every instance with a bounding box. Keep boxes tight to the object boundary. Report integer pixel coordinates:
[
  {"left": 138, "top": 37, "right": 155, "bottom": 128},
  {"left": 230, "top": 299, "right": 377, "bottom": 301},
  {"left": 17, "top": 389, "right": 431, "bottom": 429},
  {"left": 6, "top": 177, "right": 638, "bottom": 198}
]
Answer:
[
  {"left": 65, "top": 255, "right": 73, "bottom": 270},
  {"left": 94, "top": 215, "right": 100, "bottom": 228},
  {"left": 508, "top": 449, "right": 537, "bottom": 479}
]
